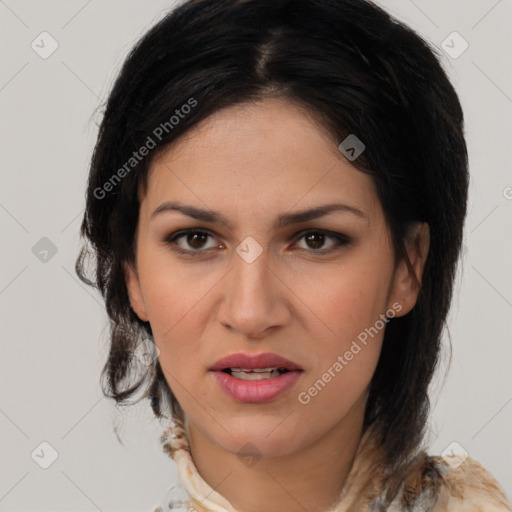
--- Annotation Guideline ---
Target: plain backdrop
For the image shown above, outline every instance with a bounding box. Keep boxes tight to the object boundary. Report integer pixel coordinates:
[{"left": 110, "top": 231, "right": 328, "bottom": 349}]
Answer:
[{"left": 1, "top": 1, "right": 511, "bottom": 511}]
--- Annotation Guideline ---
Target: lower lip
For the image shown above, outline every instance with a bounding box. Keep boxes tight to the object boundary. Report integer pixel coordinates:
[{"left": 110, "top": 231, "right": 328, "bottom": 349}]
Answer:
[{"left": 210, "top": 370, "right": 303, "bottom": 403}]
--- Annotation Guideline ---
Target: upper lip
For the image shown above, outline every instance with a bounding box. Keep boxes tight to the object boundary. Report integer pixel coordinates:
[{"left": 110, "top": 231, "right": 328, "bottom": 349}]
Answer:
[{"left": 209, "top": 352, "right": 303, "bottom": 371}]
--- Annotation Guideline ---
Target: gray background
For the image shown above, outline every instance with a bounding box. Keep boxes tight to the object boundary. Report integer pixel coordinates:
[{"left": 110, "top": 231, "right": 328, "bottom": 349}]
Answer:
[{"left": 0, "top": 0, "right": 511, "bottom": 510}]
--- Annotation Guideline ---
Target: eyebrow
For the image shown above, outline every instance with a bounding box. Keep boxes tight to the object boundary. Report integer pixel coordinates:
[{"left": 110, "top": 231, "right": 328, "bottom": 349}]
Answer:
[{"left": 150, "top": 200, "right": 368, "bottom": 230}]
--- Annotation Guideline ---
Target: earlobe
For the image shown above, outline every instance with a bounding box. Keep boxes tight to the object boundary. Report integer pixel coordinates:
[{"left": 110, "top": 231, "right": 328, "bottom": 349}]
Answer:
[
  {"left": 124, "top": 261, "right": 149, "bottom": 322},
  {"left": 388, "top": 222, "right": 430, "bottom": 317}
]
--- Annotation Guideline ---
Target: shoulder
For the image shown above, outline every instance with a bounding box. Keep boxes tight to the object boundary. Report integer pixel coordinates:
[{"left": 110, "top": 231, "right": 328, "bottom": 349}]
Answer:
[
  {"left": 389, "top": 451, "right": 511, "bottom": 512},
  {"left": 429, "top": 454, "right": 511, "bottom": 511}
]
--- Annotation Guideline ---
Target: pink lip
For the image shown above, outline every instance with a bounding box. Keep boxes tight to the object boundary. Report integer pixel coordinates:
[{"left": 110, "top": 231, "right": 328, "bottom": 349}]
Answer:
[
  {"left": 209, "top": 352, "right": 303, "bottom": 372},
  {"left": 209, "top": 351, "right": 304, "bottom": 404},
  {"left": 211, "top": 369, "right": 303, "bottom": 403}
]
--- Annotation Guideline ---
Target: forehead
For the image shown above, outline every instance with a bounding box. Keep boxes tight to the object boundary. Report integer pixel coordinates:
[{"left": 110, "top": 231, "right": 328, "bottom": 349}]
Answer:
[
  {"left": 153, "top": 97, "right": 340, "bottom": 161},
  {"left": 142, "top": 98, "right": 379, "bottom": 223}
]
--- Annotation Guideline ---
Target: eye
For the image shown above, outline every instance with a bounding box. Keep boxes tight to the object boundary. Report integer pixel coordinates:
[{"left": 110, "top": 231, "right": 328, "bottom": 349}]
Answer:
[
  {"left": 164, "top": 228, "right": 350, "bottom": 256},
  {"left": 164, "top": 229, "right": 220, "bottom": 255},
  {"left": 293, "top": 229, "right": 350, "bottom": 253}
]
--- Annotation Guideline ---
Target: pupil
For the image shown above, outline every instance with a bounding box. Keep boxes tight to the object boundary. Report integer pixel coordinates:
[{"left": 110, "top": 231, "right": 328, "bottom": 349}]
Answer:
[
  {"left": 306, "top": 232, "right": 324, "bottom": 249},
  {"left": 188, "top": 232, "right": 207, "bottom": 249}
]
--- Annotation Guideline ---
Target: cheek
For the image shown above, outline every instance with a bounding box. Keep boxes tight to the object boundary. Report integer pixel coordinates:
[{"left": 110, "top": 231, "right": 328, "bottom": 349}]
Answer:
[
  {"left": 293, "top": 258, "right": 392, "bottom": 407},
  {"left": 137, "top": 245, "right": 212, "bottom": 331},
  {"left": 299, "top": 259, "right": 392, "bottom": 342},
  {"left": 135, "top": 261, "right": 203, "bottom": 365},
  {"left": 296, "top": 283, "right": 386, "bottom": 422}
]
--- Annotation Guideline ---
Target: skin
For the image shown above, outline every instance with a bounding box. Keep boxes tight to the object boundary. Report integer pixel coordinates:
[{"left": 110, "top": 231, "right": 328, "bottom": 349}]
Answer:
[{"left": 125, "top": 97, "right": 429, "bottom": 512}]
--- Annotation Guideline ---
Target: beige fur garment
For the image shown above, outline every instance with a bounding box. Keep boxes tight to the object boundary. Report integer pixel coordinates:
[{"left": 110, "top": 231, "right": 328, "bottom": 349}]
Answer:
[{"left": 157, "top": 418, "right": 511, "bottom": 512}]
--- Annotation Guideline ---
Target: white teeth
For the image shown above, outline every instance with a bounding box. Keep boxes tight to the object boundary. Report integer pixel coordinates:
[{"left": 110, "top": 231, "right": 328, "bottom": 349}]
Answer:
[
  {"left": 230, "top": 367, "right": 280, "bottom": 373},
  {"left": 230, "top": 369, "right": 281, "bottom": 380}
]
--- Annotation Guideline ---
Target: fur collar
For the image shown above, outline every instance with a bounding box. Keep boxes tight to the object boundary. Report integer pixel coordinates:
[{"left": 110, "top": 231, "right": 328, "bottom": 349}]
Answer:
[{"left": 158, "top": 418, "right": 511, "bottom": 512}]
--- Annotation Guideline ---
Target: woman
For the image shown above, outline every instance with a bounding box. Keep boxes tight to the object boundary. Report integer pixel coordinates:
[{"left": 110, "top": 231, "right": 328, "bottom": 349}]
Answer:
[{"left": 75, "top": 0, "right": 511, "bottom": 510}]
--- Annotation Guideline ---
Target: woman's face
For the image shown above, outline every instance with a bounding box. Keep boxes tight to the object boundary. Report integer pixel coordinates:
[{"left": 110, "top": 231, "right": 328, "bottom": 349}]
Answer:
[{"left": 125, "top": 97, "right": 424, "bottom": 458}]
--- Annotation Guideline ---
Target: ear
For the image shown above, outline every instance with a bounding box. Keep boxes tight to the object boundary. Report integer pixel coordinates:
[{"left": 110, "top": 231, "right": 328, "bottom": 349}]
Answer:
[
  {"left": 124, "top": 261, "right": 149, "bottom": 322},
  {"left": 388, "top": 222, "right": 430, "bottom": 317}
]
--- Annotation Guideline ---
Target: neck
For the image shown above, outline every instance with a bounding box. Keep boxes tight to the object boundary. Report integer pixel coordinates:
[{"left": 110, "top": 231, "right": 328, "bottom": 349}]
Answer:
[{"left": 185, "top": 395, "right": 367, "bottom": 512}]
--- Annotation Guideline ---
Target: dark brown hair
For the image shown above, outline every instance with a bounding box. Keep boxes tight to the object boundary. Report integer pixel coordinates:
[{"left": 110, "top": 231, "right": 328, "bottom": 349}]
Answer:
[{"left": 76, "top": 0, "right": 468, "bottom": 494}]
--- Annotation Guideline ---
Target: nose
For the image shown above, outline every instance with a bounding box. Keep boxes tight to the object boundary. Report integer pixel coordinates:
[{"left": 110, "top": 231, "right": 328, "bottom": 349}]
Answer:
[{"left": 217, "top": 246, "right": 290, "bottom": 339}]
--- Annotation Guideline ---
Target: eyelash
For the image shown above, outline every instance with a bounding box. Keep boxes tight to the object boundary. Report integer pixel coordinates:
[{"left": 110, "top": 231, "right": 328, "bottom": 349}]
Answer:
[{"left": 164, "top": 229, "right": 350, "bottom": 256}]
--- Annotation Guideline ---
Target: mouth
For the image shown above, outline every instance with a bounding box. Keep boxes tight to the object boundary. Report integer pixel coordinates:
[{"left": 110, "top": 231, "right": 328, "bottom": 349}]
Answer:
[
  {"left": 219, "top": 367, "right": 292, "bottom": 380},
  {"left": 208, "top": 352, "right": 304, "bottom": 403},
  {"left": 209, "top": 351, "right": 303, "bottom": 374},
  {"left": 210, "top": 367, "right": 303, "bottom": 404}
]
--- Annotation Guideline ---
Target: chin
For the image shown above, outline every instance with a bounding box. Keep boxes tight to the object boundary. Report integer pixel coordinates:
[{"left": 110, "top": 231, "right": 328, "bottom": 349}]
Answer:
[{"left": 210, "top": 420, "right": 303, "bottom": 459}]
